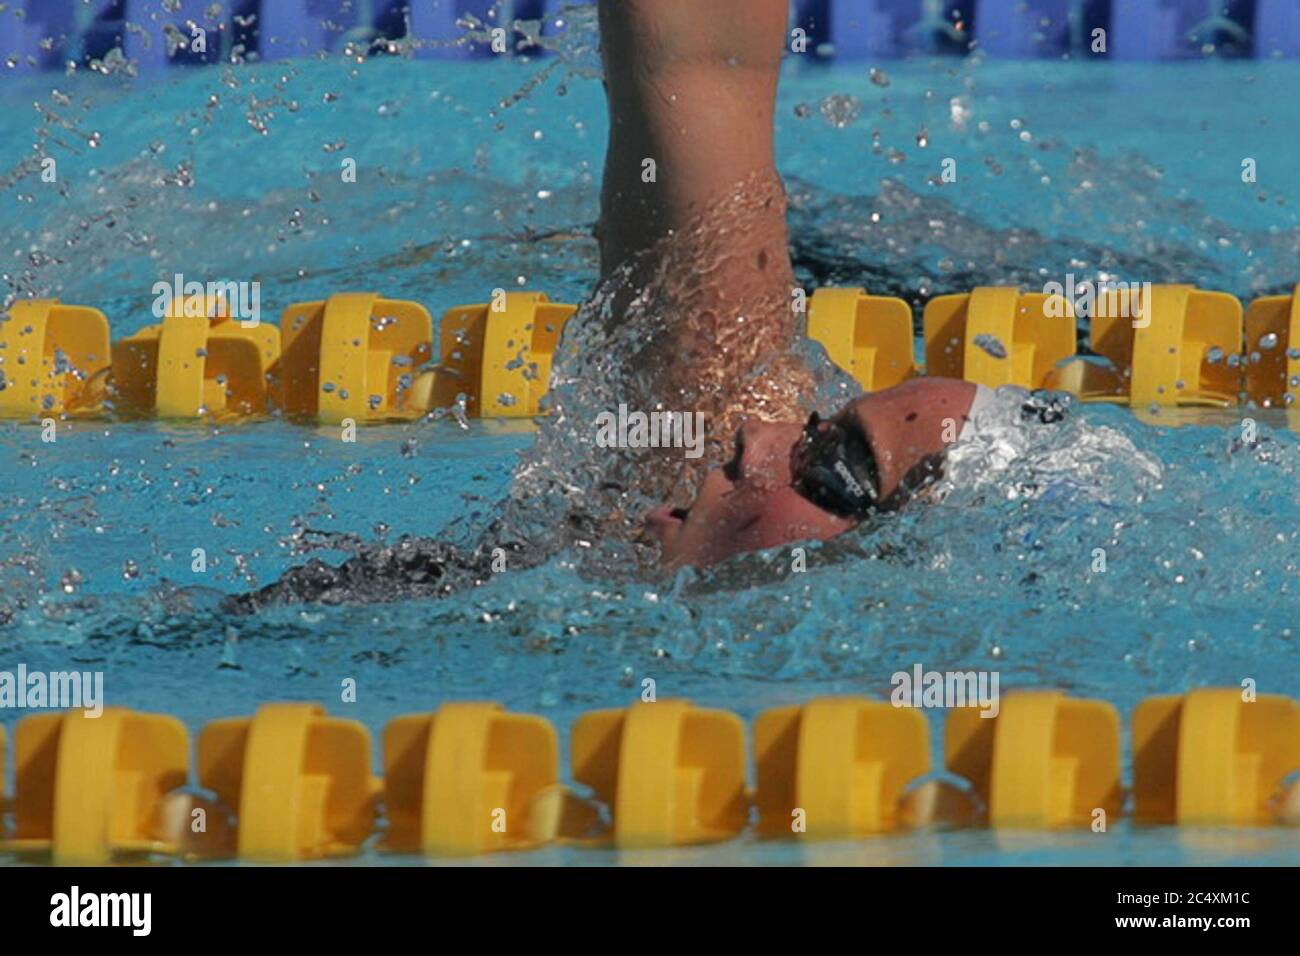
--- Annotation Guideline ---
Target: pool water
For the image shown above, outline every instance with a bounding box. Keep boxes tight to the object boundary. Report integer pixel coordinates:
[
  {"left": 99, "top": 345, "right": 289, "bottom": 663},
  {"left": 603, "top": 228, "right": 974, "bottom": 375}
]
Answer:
[{"left": 2, "top": 24, "right": 1300, "bottom": 864}]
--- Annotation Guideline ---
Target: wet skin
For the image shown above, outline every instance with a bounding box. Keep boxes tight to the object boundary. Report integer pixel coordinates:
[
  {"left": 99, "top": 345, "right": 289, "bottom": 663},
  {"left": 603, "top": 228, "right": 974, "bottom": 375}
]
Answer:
[{"left": 646, "top": 378, "right": 978, "bottom": 567}]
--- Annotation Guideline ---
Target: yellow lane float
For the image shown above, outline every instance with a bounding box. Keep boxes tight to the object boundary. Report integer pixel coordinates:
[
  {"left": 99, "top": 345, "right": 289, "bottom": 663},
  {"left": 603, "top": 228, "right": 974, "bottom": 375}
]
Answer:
[
  {"left": 945, "top": 690, "right": 1123, "bottom": 828},
  {"left": 111, "top": 295, "right": 280, "bottom": 419},
  {"left": 571, "top": 699, "right": 748, "bottom": 848},
  {"left": 197, "top": 702, "right": 378, "bottom": 861},
  {"left": 1060, "top": 284, "right": 1242, "bottom": 407},
  {"left": 807, "top": 287, "right": 916, "bottom": 391},
  {"left": 382, "top": 702, "right": 564, "bottom": 856},
  {"left": 0, "top": 690, "right": 1297, "bottom": 863},
  {"left": 754, "top": 695, "right": 929, "bottom": 838},
  {"left": 924, "top": 286, "right": 1076, "bottom": 390},
  {"left": 0, "top": 708, "right": 188, "bottom": 864},
  {"left": 275, "top": 292, "right": 433, "bottom": 424},
  {"left": 423, "top": 291, "right": 576, "bottom": 418},
  {"left": 1133, "top": 688, "right": 1300, "bottom": 826},
  {"left": 0, "top": 299, "right": 110, "bottom": 418},
  {"left": 10, "top": 282, "right": 1300, "bottom": 425},
  {"left": 1243, "top": 283, "right": 1300, "bottom": 407}
]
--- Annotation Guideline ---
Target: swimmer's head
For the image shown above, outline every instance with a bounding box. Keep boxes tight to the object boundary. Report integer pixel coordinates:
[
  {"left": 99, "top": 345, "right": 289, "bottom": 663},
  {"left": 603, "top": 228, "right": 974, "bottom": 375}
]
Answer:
[{"left": 645, "top": 378, "right": 975, "bottom": 567}]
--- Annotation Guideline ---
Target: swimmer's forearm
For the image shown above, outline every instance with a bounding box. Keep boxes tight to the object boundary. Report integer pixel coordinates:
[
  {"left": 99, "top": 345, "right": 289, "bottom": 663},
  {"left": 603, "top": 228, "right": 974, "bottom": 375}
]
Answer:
[
  {"left": 594, "top": 0, "right": 806, "bottom": 429},
  {"left": 597, "top": 0, "right": 788, "bottom": 272},
  {"left": 598, "top": 0, "right": 788, "bottom": 74}
]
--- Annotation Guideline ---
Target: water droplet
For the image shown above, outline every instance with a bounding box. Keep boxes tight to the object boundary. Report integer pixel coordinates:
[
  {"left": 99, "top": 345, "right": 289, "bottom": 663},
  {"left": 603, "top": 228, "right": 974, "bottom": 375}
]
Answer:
[
  {"left": 973, "top": 334, "right": 1007, "bottom": 359},
  {"left": 818, "top": 94, "right": 861, "bottom": 129}
]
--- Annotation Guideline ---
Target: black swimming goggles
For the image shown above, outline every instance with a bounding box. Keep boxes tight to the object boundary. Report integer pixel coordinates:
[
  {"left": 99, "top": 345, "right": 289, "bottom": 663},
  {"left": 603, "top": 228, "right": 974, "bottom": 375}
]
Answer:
[{"left": 791, "top": 412, "right": 881, "bottom": 519}]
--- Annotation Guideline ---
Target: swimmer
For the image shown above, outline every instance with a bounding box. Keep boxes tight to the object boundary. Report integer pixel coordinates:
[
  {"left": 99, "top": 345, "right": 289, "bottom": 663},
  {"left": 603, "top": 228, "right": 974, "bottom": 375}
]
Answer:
[
  {"left": 598, "top": 0, "right": 983, "bottom": 568},
  {"left": 230, "top": 0, "right": 1005, "bottom": 611}
]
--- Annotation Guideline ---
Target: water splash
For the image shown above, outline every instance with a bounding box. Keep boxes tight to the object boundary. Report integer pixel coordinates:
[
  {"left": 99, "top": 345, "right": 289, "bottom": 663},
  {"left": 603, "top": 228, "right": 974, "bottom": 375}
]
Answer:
[
  {"left": 486, "top": 169, "right": 860, "bottom": 576},
  {"left": 940, "top": 387, "right": 1163, "bottom": 505}
]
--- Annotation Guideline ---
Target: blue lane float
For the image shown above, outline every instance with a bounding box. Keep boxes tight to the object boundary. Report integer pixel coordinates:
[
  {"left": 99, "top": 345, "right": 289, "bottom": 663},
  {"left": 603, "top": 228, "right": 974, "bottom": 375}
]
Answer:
[
  {"left": 975, "top": 0, "right": 1072, "bottom": 58},
  {"left": 405, "top": 0, "right": 507, "bottom": 59},
  {"left": 255, "top": 0, "right": 363, "bottom": 61},
  {"left": 0, "top": 0, "right": 1291, "bottom": 71},
  {"left": 0, "top": 0, "right": 78, "bottom": 71},
  {"left": 1111, "top": 0, "right": 1207, "bottom": 60},
  {"left": 792, "top": 0, "right": 921, "bottom": 58},
  {"left": 1255, "top": 0, "right": 1300, "bottom": 58},
  {"left": 1112, "top": 0, "right": 1256, "bottom": 60},
  {"left": 125, "top": 0, "right": 226, "bottom": 69}
]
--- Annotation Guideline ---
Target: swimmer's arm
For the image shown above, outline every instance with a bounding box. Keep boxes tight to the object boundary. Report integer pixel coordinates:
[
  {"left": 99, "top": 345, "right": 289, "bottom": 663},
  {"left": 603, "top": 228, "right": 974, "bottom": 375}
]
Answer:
[
  {"left": 596, "top": 0, "right": 789, "bottom": 272},
  {"left": 596, "top": 0, "right": 809, "bottom": 425}
]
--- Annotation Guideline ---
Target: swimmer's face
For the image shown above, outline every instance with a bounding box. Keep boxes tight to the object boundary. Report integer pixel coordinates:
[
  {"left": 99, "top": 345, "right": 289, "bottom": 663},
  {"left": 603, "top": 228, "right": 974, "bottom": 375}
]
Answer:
[{"left": 645, "top": 379, "right": 974, "bottom": 568}]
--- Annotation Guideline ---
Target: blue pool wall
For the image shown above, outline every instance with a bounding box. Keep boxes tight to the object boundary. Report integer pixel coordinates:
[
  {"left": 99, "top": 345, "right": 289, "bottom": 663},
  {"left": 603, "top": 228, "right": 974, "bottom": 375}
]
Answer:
[{"left": 0, "top": 0, "right": 1296, "bottom": 73}]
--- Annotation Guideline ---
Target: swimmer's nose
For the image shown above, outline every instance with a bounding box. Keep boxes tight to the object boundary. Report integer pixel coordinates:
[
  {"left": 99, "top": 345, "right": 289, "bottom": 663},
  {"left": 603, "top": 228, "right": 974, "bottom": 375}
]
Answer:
[
  {"left": 731, "top": 420, "right": 786, "bottom": 482},
  {"left": 722, "top": 422, "right": 760, "bottom": 482}
]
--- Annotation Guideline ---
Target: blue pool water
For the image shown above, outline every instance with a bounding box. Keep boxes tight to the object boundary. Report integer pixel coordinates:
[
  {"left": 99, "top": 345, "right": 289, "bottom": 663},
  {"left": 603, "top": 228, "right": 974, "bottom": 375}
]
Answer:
[{"left": 2, "top": 26, "right": 1300, "bottom": 864}]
